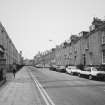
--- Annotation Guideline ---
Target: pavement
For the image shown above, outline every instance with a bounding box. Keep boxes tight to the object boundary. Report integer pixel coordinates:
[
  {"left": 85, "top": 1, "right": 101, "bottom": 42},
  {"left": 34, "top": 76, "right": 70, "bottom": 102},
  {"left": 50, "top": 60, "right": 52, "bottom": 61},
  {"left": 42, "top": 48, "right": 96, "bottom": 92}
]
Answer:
[
  {"left": 0, "top": 79, "right": 6, "bottom": 87},
  {"left": 0, "top": 67, "right": 44, "bottom": 105}
]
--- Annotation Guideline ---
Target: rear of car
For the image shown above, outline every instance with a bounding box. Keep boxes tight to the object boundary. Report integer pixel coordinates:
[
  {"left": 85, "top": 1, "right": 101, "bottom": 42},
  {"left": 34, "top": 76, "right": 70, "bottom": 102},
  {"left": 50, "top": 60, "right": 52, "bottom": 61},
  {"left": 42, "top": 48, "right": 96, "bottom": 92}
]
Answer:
[
  {"left": 56, "top": 65, "right": 66, "bottom": 73},
  {"left": 49, "top": 65, "right": 57, "bottom": 71},
  {"left": 79, "top": 67, "right": 92, "bottom": 79},
  {"left": 66, "top": 66, "right": 81, "bottom": 75}
]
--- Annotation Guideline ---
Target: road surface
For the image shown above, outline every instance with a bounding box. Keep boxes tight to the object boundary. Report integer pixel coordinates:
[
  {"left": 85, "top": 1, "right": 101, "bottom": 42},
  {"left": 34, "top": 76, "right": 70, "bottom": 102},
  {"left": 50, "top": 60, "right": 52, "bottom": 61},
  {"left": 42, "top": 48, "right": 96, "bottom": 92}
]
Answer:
[
  {"left": 29, "top": 66, "right": 105, "bottom": 105},
  {"left": 0, "top": 66, "right": 105, "bottom": 105}
]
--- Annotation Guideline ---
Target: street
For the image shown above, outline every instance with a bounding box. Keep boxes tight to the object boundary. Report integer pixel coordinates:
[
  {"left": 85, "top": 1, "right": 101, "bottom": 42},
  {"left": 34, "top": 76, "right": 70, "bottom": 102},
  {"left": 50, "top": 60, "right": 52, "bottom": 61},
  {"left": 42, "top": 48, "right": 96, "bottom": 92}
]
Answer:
[
  {"left": 0, "top": 66, "right": 105, "bottom": 105},
  {"left": 29, "top": 66, "right": 105, "bottom": 105},
  {"left": 1, "top": 2, "right": 105, "bottom": 105}
]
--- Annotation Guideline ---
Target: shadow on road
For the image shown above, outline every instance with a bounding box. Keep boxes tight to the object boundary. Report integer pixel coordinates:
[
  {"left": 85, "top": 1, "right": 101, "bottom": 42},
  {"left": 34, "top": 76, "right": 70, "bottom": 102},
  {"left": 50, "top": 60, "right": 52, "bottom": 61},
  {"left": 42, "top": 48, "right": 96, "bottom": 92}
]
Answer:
[{"left": 43, "top": 83, "right": 105, "bottom": 89}]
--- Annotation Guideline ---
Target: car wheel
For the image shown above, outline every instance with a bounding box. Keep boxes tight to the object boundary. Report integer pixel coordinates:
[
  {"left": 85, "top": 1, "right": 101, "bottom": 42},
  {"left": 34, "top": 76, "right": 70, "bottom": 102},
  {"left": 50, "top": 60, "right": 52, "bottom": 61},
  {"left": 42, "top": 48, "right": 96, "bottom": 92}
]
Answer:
[
  {"left": 71, "top": 72, "right": 73, "bottom": 75},
  {"left": 89, "top": 75, "right": 92, "bottom": 80}
]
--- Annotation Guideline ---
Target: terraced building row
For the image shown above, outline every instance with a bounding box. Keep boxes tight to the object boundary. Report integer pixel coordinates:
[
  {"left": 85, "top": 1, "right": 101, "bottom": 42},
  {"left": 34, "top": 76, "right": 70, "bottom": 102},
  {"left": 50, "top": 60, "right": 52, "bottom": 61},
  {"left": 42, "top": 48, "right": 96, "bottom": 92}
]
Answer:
[
  {"left": 34, "top": 17, "right": 105, "bottom": 67},
  {"left": 0, "top": 22, "right": 22, "bottom": 73}
]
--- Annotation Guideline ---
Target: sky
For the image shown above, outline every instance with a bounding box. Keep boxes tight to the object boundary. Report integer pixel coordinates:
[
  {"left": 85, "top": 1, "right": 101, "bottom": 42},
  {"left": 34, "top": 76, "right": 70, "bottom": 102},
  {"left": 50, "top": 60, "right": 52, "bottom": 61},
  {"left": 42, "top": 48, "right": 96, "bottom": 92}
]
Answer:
[{"left": 0, "top": 0, "right": 105, "bottom": 59}]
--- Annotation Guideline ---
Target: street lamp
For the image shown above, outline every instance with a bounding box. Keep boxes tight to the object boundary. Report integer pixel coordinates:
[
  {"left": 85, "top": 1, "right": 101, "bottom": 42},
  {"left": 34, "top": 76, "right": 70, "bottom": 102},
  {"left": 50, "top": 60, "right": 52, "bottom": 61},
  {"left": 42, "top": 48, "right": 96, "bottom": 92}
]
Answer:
[{"left": 83, "top": 54, "right": 86, "bottom": 66}]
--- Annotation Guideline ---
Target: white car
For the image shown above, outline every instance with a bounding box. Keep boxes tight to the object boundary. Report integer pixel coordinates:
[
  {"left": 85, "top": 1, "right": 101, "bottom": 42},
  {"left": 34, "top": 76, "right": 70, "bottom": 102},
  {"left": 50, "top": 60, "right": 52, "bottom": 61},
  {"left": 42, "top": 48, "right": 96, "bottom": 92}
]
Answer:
[
  {"left": 66, "top": 66, "right": 72, "bottom": 74},
  {"left": 66, "top": 66, "right": 81, "bottom": 75},
  {"left": 79, "top": 67, "right": 105, "bottom": 80}
]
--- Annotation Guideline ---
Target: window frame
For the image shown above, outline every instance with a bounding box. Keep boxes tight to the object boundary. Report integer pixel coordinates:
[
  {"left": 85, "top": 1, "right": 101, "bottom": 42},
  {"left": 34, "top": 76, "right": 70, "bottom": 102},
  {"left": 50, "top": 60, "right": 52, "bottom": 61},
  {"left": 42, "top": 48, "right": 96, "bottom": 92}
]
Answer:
[
  {"left": 102, "top": 31, "right": 105, "bottom": 44},
  {"left": 102, "top": 50, "right": 105, "bottom": 64}
]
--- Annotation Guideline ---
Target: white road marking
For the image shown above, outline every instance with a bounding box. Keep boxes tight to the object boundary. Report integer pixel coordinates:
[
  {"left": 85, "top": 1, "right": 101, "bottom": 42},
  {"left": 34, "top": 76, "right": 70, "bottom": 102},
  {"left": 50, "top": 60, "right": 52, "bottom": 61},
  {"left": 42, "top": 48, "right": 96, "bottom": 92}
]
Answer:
[{"left": 29, "top": 71, "right": 55, "bottom": 105}]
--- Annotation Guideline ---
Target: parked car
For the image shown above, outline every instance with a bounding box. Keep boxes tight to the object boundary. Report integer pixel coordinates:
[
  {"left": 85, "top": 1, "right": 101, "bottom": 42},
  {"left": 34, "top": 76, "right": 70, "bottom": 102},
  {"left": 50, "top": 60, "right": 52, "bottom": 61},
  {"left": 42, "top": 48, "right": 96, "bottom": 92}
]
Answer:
[
  {"left": 35, "top": 64, "right": 42, "bottom": 68},
  {"left": 78, "top": 66, "right": 105, "bottom": 80},
  {"left": 66, "top": 66, "right": 81, "bottom": 75},
  {"left": 49, "top": 65, "right": 58, "bottom": 71},
  {"left": 56, "top": 65, "right": 66, "bottom": 73},
  {"left": 44, "top": 64, "right": 50, "bottom": 68},
  {"left": 66, "top": 66, "right": 72, "bottom": 74}
]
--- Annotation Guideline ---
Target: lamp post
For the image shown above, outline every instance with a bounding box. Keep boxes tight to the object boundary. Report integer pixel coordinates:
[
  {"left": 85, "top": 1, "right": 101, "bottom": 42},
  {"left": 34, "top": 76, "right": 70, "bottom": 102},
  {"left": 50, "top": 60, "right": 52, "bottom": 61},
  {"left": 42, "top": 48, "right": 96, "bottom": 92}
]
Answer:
[
  {"left": 48, "top": 40, "right": 54, "bottom": 65},
  {"left": 84, "top": 47, "right": 89, "bottom": 66},
  {"left": 83, "top": 54, "right": 86, "bottom": 66}
]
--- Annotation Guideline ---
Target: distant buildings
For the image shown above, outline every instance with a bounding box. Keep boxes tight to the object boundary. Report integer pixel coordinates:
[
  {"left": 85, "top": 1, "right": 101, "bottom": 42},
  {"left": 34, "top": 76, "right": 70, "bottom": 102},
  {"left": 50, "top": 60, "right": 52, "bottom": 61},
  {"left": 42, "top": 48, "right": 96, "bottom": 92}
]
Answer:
[
  {"left": 23, "top": 59, "right": 34, "bottom": 66},
  {"left": 34, "top": 17, "right": 105, "bottom": 67}
]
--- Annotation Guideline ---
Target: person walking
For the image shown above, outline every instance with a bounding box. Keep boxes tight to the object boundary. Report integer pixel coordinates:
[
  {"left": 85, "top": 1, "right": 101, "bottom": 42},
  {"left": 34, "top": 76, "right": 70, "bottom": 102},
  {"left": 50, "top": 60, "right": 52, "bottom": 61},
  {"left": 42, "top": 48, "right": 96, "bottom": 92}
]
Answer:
[{"left": 12, "top": 63, "right": 16, "bottom": 78}]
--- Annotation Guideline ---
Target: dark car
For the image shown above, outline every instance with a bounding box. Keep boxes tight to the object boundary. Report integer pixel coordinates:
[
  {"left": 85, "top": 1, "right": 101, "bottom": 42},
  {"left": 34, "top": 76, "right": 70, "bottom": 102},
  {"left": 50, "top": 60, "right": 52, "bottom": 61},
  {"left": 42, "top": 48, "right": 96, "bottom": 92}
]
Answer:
[
  {"left": 49, "top": 65, "right": 58, "bottom": 71},
  {"left": 56, "top": 65, "right": 66, "bottom": 73}
]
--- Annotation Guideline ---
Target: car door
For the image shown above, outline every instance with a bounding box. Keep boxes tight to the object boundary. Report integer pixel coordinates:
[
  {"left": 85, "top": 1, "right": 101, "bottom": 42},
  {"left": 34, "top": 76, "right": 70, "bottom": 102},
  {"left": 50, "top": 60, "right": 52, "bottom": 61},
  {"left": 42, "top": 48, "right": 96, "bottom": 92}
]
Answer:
[
  {"left": 86, "top": 67, "right": 91, "bottom": 75},
  {"left": 83, "top": 67, "right": 91, "bottom": 75}
]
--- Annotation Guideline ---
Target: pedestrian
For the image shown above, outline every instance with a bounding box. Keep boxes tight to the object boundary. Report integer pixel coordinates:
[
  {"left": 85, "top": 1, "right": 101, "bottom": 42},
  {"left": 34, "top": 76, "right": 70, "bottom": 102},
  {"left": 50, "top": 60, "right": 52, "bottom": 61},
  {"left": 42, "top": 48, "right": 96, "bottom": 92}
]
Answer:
[{"left": 13, "top": 63, "right": 16, "bottom": 78}]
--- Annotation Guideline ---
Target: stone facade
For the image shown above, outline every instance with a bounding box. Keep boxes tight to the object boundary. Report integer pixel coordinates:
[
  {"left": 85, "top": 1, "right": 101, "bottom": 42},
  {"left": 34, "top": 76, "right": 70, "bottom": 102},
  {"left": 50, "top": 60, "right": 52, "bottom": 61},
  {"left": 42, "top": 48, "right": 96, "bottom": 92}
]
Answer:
[
  {"left": 0, "top": 22, "right": 22, "bottom": 71},
  {"left": 34, "top": 17, "right": 105, "bottom": 67}
]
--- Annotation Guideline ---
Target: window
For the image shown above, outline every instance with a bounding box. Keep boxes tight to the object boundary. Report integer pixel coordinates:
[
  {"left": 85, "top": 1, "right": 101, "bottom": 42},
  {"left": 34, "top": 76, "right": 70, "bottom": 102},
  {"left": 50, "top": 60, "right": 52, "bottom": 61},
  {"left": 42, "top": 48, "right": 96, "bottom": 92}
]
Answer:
[
  {"left": 92, "top": 67, "right": 97, "bottom": 71},
  {"left": 84, "top": 67, "right": 91, "bottom": 71},
  {"left": 102, "top": 50, "right": 105, "bottom": 64},
  {"left": 102, "top": 31, "right": 105, "bottom": 44}
]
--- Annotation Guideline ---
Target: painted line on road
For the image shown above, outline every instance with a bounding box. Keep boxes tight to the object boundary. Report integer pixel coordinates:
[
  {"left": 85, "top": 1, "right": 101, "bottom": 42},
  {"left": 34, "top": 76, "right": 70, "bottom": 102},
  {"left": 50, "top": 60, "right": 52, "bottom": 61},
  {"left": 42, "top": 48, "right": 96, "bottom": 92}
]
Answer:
[{"left": 30, "top": 71, "right": 55, "bottom": 105}]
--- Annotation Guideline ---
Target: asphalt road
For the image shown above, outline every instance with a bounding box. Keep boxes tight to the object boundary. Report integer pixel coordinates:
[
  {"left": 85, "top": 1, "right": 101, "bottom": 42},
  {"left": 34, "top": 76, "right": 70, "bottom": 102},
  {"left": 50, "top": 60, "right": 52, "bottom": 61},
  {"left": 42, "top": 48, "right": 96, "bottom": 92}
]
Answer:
[{"left": 29, "top": 66, "right": 105, "bottom": 105}]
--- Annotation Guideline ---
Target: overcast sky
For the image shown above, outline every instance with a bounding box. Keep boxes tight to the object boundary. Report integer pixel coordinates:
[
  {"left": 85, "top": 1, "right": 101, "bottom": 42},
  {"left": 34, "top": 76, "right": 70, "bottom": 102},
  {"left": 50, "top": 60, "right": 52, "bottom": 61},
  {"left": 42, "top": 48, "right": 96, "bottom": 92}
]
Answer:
[{"left": 0, "top": 0, "right": 105, "bottom": 59}]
